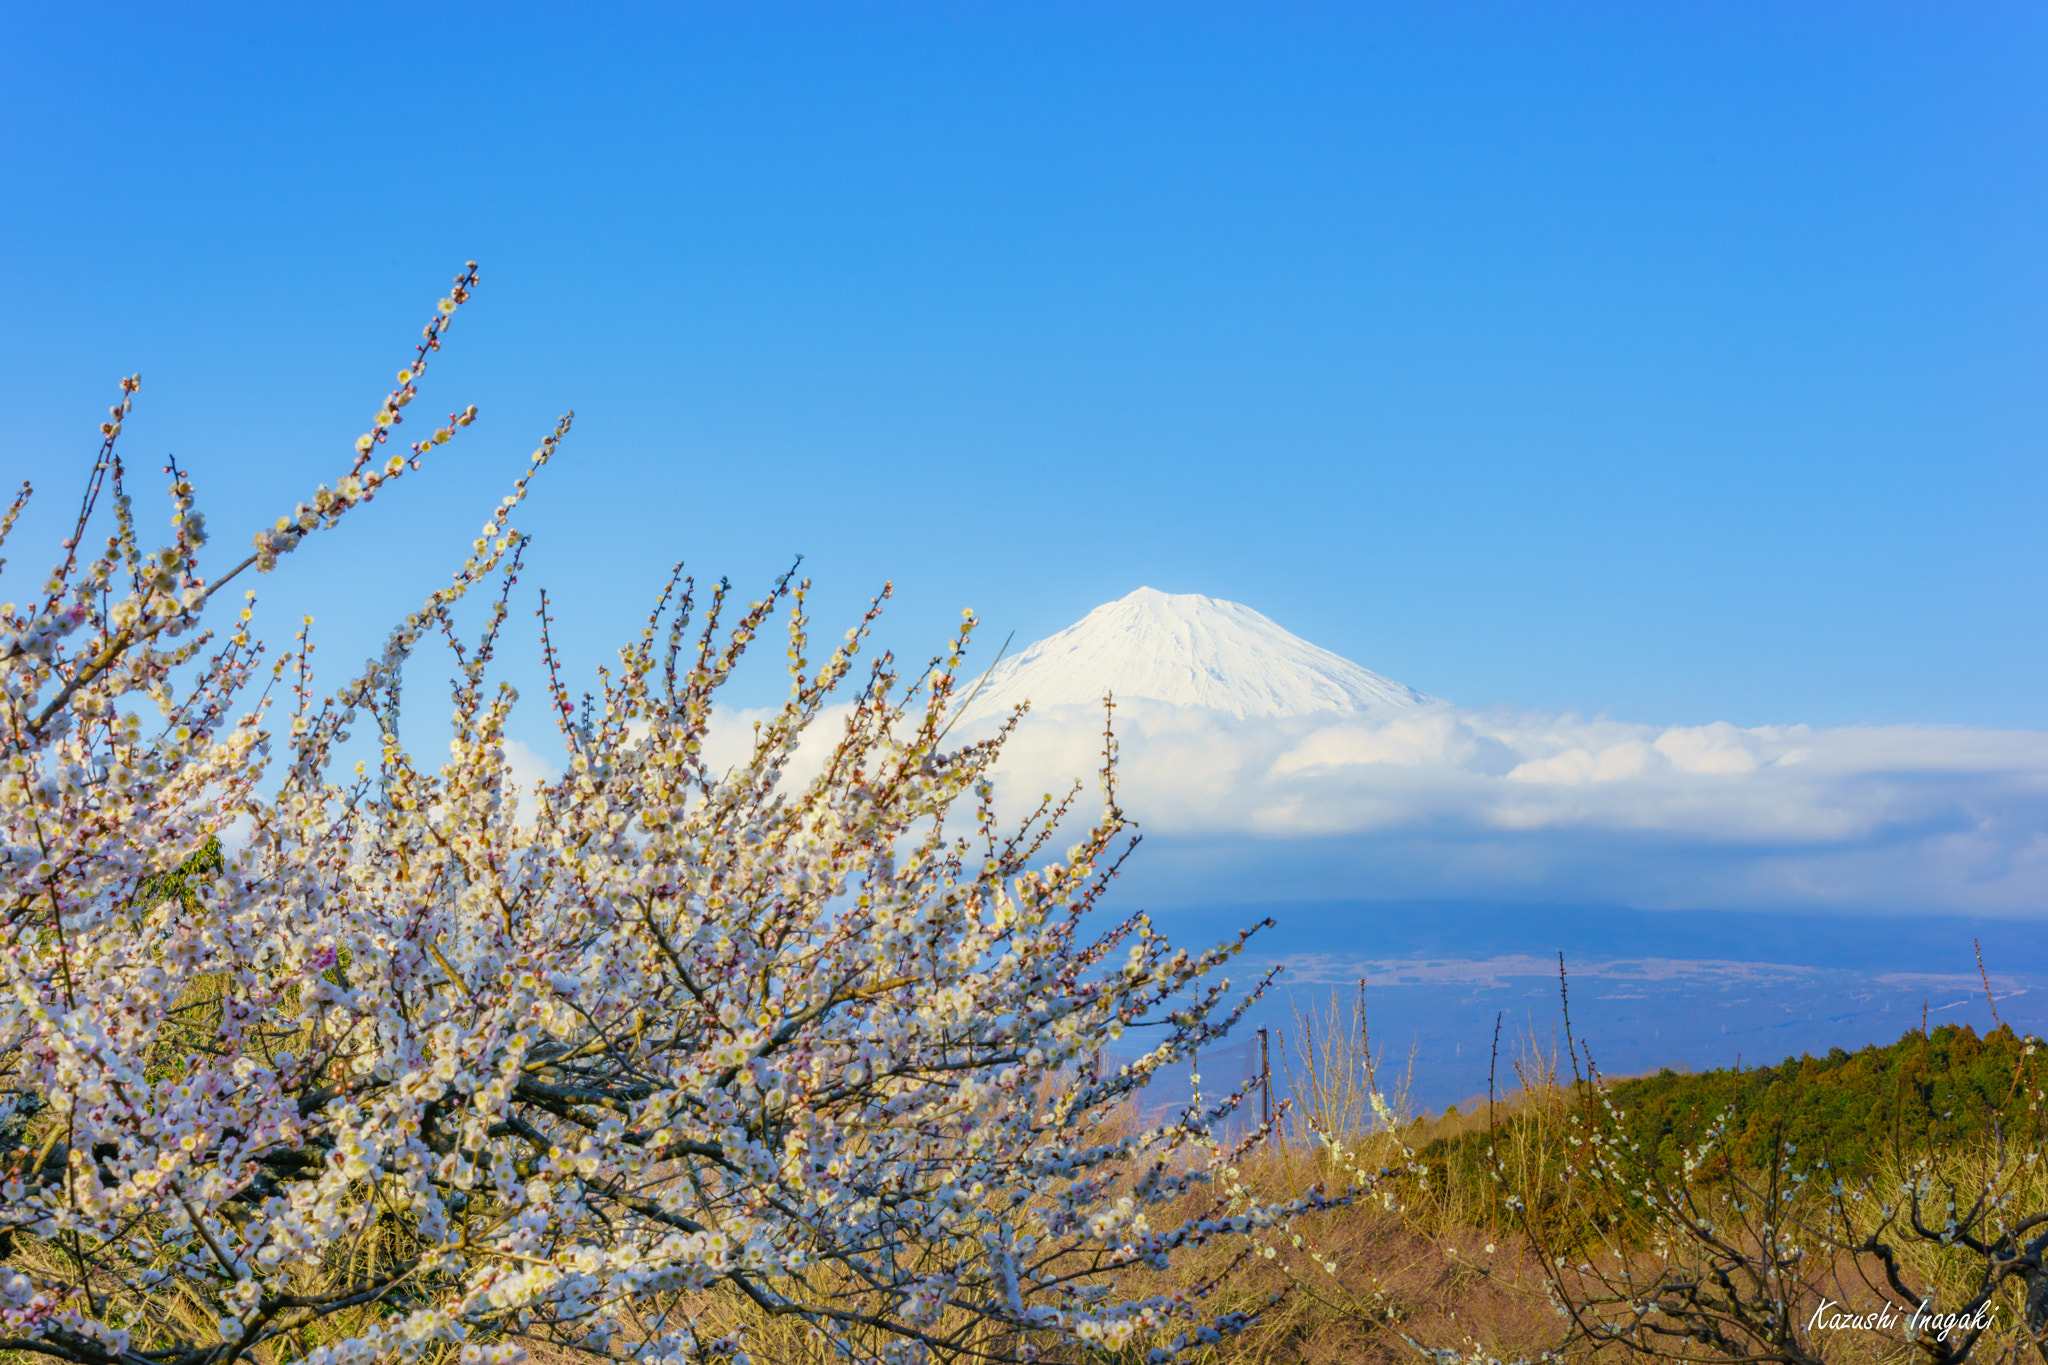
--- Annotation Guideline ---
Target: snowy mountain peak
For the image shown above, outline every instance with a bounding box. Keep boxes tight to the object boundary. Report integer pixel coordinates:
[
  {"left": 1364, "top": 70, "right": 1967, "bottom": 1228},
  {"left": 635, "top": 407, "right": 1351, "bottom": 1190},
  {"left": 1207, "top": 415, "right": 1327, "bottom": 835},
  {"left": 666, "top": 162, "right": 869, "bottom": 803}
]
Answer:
[{"left": 960, "top": 587, "right": 1438, "bottom": 721}]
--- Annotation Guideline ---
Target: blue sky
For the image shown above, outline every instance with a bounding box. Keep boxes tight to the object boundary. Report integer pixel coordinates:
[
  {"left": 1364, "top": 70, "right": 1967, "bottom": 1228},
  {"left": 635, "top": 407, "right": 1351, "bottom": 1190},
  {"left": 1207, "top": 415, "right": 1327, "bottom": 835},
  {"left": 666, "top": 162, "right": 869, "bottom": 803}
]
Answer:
[{"left": 5, "top": 4, "right": 2045, "bottom": 749}]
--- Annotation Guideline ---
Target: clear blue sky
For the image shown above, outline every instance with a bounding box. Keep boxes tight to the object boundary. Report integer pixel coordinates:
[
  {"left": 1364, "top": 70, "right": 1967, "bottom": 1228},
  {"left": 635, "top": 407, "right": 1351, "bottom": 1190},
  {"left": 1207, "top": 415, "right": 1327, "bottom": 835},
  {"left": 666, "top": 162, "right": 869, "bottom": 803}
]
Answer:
[{"left": 5, "top": 3, "right": 2044, "bottom": 735}]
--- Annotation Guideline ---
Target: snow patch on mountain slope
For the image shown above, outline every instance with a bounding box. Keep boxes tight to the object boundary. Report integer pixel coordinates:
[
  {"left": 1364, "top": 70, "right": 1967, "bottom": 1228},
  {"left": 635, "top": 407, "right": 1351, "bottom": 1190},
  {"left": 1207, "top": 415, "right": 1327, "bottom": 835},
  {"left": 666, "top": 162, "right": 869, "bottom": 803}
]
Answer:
[
  {"left": 960, "top": 586, "right": 1437, "bottom": 721},
  {"left": 926, "top": 587, "right": 2048, "bottom": 912}
]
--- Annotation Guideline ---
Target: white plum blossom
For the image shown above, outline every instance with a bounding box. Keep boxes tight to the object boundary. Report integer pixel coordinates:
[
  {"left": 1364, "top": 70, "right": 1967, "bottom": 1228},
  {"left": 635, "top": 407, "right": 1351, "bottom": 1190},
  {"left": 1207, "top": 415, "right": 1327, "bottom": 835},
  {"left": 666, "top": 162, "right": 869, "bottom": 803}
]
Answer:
[{"left": 0, "top": 267, "right": 1336, "bottom": 1365}]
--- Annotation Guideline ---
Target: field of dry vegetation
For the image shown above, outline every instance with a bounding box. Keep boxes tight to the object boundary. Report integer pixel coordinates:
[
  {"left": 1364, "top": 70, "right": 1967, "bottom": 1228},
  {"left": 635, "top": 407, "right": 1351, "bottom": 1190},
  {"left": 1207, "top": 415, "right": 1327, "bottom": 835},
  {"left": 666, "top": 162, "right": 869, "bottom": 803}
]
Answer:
[{"left": 690, "top": 985, "right": 2048, "bottom": 1365}]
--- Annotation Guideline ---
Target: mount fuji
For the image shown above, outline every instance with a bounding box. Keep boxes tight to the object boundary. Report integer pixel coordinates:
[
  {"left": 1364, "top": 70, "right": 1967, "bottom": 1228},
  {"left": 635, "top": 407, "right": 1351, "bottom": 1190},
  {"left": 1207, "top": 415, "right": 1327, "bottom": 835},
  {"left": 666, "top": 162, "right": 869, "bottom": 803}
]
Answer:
[
  {"left": 960, "top": 587, "right": 1438, "bottom": 721},
  {"left": 924, "top": 595, "right": 2048, "bottom": 1113}
]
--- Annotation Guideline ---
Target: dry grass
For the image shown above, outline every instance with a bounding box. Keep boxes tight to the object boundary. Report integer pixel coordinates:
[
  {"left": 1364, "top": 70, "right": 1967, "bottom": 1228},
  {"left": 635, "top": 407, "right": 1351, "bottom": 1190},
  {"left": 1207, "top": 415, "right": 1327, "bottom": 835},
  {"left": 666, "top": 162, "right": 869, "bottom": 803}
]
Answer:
[
  {"left": 681, "top": 1003, "right": 1585, "bottom": 1365},
  {"left": 1018, "top": 1000, "right": 2048, "bottom": 1365},
  {"left": 1105, "top": 1145, "right": 1565, "bottom": 1365}
]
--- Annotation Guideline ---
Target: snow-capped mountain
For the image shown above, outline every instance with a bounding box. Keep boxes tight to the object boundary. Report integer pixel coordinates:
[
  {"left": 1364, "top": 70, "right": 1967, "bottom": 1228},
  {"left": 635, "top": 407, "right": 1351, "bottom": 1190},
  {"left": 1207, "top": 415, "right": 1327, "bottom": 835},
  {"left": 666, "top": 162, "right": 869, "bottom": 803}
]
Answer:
[{"left": 958, "top": 586, "right": 1438, "bottom": 721}]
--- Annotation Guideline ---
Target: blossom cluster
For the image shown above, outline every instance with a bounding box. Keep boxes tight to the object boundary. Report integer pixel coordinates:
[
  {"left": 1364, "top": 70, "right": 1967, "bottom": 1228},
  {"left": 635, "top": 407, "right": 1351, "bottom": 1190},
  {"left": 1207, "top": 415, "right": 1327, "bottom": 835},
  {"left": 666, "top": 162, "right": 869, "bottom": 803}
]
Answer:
[{"left": 0, "top": 269, "right": 1321, "bottom": 1364}]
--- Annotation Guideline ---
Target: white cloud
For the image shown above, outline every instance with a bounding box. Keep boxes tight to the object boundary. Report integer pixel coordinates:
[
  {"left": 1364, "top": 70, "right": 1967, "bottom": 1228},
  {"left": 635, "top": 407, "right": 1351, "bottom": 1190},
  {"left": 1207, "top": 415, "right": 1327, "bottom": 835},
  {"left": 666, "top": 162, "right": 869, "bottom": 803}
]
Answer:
[
  {"left": 501, "top": 738, "right": 562, "bottom": 824},
  {"left": 955, "top": 700, "right": 2048, "bottom": 913},
  {"left": 696, "top": 702, "right": 862, "bottom": 788},
  {"left": 486, "top": 697, "right": 2048, "bottom": 913}
]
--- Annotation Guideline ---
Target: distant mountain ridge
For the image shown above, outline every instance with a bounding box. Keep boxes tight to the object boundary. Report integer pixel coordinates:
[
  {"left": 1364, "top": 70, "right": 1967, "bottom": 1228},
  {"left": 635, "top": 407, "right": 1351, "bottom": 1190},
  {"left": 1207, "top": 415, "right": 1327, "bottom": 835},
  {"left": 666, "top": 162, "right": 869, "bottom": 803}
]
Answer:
[{"left": 960, "top": 586, "right": 1437, "bottom": 721}]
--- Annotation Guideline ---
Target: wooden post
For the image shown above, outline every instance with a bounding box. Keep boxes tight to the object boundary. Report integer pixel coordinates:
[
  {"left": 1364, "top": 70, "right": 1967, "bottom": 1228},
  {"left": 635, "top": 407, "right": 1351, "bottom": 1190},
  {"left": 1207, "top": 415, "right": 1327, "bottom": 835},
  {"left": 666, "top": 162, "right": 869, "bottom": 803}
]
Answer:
[
  {"left": 1258, "top": 1027, "right": 1271, "bottom": 1127},
  {"left": 1359, "top": 976, "right": 1372, "bottom": 1092}
]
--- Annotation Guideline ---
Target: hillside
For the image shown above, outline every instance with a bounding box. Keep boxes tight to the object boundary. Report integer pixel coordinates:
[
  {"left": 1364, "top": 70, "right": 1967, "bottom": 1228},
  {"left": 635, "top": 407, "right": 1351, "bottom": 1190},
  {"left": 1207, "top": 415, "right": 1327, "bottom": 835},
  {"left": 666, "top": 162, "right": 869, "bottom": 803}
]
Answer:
[{"left": 1422, "top": 1021, "right": 2039, "bottom": 1184}]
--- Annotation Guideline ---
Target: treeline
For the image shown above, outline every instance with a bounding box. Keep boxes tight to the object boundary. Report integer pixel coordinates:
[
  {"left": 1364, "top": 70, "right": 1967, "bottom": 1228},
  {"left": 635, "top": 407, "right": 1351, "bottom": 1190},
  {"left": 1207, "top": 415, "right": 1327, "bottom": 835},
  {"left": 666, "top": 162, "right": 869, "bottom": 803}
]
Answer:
[{"left": 1421, "top": 1020, "right": 2040, "bottom": 1188}]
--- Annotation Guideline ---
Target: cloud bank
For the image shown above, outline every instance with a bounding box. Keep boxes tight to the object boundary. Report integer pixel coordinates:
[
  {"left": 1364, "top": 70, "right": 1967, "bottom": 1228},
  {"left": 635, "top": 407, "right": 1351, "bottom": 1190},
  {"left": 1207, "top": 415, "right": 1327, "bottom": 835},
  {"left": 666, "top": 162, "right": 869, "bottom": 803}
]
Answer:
[
  {"left": 960, "top": 701, "right": 2048, "bottom": 914},
  {"left": 512, "top": 696, "right": 2048, "bottom": 914}
]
